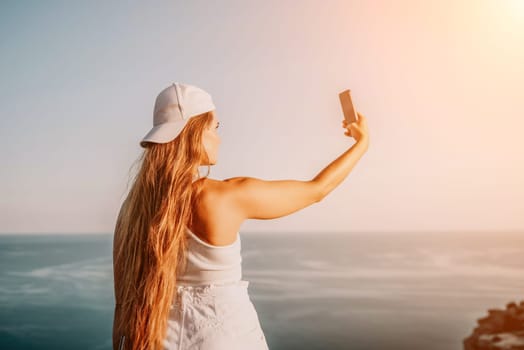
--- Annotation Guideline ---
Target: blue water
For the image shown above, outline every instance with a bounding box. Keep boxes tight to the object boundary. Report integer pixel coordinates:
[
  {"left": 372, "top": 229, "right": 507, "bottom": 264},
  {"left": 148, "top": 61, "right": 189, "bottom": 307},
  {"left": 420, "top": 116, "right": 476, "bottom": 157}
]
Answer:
[{"left": 0, "top": 231, "right": 523, "bottom": 350}]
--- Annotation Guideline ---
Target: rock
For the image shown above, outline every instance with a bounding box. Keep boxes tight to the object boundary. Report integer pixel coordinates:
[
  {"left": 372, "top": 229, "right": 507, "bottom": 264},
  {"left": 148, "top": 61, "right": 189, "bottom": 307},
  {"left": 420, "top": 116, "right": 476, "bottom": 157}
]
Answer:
[{"left": 463, "top": 300, "right": 524, "bottom": 350}]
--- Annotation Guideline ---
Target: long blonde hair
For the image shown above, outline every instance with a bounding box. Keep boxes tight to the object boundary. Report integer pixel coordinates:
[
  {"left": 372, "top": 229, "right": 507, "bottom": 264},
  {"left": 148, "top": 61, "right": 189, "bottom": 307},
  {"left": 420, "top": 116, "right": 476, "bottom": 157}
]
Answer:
[{"left": 112, "top": 111, "right": 214, "bottom": 349}]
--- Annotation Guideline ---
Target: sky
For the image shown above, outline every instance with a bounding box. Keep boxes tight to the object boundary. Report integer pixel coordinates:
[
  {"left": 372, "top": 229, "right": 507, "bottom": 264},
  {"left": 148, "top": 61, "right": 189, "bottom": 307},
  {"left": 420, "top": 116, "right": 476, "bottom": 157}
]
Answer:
[{"left": 1, "top": 0, "right": 523, "bottom": 234}]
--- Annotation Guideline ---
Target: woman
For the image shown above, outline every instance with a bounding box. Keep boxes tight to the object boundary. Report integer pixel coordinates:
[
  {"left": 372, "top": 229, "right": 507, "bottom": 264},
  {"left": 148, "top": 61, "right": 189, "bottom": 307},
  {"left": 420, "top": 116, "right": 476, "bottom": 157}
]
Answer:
[{"left": 112, "top": 82, "right": 369, "bottom": 350}]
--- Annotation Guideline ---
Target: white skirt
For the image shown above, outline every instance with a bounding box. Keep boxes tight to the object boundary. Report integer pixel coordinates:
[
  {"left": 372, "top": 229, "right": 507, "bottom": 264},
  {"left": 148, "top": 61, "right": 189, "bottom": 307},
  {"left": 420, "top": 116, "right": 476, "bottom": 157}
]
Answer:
[{"left": 163, "top": 280, "right": 269, "bottom": 350}]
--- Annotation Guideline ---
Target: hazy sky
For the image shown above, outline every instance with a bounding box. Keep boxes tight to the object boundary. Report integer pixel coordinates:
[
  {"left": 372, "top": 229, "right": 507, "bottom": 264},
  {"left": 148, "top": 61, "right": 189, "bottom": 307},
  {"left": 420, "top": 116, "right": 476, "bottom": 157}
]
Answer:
[{"left": 1, "top": 0, "right": 523, "bottom": 234}]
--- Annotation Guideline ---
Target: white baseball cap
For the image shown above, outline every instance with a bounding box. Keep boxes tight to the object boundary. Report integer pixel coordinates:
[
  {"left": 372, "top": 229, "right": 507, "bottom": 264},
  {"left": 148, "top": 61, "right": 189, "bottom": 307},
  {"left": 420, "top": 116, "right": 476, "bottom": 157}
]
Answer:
[{"left": 140, "top": 82, "right": 216, "bottom": 148}]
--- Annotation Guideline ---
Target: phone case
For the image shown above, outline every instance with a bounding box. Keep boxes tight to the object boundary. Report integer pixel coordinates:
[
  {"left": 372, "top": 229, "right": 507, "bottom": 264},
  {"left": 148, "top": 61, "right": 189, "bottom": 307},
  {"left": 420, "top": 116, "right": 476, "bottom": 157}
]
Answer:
[{"left": 339, "top": 89, "right": 358, "bottom": 124}]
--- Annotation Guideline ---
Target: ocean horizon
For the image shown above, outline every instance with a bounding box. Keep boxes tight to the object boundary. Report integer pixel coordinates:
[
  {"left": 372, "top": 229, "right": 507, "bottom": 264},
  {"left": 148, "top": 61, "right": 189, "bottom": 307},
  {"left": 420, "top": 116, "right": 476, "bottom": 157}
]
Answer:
[{"left": 1, "top": 231, "right": 523, "bottom": 350}]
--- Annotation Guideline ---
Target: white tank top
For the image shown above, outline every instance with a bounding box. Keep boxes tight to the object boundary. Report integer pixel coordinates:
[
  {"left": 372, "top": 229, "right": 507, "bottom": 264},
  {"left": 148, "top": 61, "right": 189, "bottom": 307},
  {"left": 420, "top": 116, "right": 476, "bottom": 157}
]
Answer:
[{"left": 176, "top": 226, "right": 242, "bottom": 286}]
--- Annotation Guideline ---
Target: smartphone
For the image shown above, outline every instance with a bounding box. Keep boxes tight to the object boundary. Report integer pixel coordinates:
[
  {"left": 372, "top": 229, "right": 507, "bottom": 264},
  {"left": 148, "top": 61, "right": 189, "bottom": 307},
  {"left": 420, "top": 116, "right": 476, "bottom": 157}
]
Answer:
[{"left": 339, "top": 89, "right": 358, "bottom": 124}]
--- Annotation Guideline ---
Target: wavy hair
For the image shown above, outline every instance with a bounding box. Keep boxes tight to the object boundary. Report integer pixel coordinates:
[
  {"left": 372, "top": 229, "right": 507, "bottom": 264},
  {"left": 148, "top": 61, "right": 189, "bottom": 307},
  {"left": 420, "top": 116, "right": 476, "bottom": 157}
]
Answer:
[{"left": 112, "top": 111, "right": 214, "bottom": 349}]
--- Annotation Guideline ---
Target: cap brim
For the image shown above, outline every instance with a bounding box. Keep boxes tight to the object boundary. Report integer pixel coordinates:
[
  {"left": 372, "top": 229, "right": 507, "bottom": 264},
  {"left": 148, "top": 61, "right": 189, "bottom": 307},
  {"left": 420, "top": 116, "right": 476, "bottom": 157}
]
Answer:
[{"left": 140, "top": 120, "right": 187, "bottom": 148}]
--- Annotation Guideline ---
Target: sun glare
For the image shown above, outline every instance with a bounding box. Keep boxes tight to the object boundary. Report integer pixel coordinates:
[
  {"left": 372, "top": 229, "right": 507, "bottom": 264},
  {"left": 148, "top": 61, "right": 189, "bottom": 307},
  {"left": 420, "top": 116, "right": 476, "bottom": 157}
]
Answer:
[{"left": 508, "top": 0, "right": 524, "bottom": 19}]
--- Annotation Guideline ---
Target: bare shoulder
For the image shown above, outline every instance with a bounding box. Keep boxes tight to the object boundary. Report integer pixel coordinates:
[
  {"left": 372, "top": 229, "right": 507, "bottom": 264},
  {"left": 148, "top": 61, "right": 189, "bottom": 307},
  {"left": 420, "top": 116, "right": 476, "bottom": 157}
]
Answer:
[
  {"left": 199, "top": 177, "right": 244, "bottom": 211},
  {"left": 194, "top": 177, "right": 231, "bottom": 195},
  {"left": 189, "top": 177, "right": 244, "bottom": 245},
  {"left": 200, "top": 176, "right": 246, "bottom": 194}
]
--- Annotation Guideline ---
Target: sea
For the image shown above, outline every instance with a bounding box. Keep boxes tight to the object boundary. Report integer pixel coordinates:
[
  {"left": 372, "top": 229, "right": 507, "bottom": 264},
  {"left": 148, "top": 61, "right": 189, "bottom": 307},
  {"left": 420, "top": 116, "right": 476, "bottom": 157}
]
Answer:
[{"left": 0, "top": 231, "right": 523, "bottom": 350}]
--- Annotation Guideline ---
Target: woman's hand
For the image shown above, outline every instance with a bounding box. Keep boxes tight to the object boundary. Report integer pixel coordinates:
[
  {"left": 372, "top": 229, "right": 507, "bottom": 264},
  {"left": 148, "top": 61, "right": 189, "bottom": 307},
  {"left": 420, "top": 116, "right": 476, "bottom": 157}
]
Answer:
[{"left": 342, "top": 112, "right": 369, "bottom": 147}]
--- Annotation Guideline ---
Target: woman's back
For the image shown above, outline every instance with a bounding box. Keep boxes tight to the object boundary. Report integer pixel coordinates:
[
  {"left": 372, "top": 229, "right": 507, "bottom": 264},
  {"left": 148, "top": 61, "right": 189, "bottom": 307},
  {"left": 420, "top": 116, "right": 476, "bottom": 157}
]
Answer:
[
  {"left": 188, "top": 177, "right": 244, "bottom": 247},
  {"left": 163, "top": 178, "right": 270, "bottom": 349}
]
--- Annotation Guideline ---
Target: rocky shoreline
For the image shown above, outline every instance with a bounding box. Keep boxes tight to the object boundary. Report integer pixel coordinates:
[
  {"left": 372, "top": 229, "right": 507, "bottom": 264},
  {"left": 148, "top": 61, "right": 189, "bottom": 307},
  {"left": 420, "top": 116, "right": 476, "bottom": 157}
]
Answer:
[{"left": 463, "top": 300, "right": 524, "bottom": 350}]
